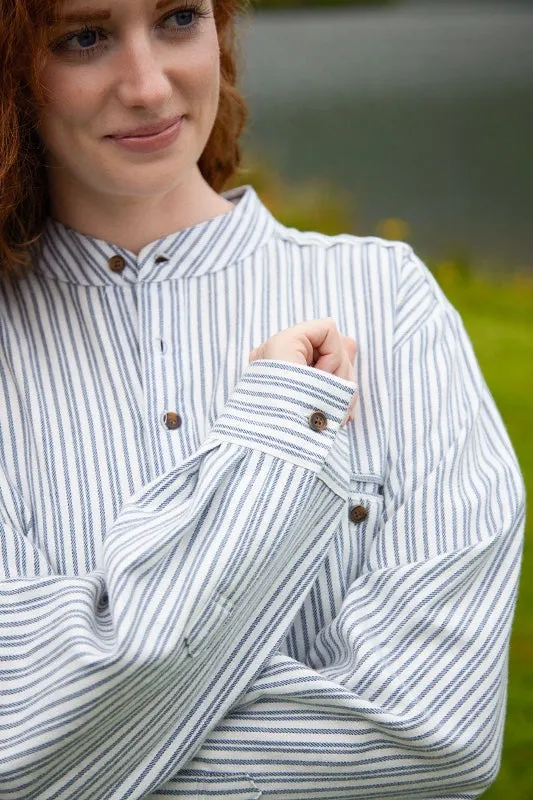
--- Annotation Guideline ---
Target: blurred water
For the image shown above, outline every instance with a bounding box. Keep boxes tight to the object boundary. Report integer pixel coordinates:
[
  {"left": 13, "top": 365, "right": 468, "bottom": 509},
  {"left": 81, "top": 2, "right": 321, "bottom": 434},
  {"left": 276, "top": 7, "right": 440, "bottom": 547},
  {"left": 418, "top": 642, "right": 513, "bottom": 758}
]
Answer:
[{"left": 240, "top": 3, "right": 533, "bottom": 273}]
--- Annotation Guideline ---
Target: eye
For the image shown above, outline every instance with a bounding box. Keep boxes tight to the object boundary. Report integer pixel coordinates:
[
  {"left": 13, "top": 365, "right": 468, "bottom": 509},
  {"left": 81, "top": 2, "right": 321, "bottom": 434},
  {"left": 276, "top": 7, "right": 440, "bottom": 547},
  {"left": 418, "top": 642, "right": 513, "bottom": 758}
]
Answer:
[
  {"left": 168, "top": 10, "right": 195, "bottom": 27},
  {"left": 49, "top": 3, "right": 210, "bottom": 60},
  {"left": 51, "top": 25, "right": 107, "bottom": 57},
  {"left": 160, "top": 5, "right": 211, "bottom": 32},
  {"left": 74, "top": 28, "right": 100, "bottom": 49}
]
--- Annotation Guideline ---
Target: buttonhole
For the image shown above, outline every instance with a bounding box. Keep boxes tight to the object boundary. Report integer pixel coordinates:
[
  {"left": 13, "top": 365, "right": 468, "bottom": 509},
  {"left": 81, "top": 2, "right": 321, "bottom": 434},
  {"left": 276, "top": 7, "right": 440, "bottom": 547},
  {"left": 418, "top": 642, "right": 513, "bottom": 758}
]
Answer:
[{"left": 155, "top": 337, "right": 167, "bottom": 355}]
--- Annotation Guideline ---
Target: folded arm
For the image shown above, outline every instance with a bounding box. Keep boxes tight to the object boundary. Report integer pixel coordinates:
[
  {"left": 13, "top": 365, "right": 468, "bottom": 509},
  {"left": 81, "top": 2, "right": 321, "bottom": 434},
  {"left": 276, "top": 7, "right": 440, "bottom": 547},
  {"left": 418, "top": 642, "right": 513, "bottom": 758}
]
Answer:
[
  {"left": 175, "top": 266, "right": 525, "bottom": 799},
  {"left": 0, "top": 360, "right": 355, "bottom": 799}
]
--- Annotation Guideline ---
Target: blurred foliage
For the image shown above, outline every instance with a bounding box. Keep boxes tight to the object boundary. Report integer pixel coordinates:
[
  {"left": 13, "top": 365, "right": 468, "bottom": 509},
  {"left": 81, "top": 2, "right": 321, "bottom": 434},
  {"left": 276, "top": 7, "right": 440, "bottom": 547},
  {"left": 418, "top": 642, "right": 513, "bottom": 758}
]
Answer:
[
  {"left": 230, "top": 153, "right": 533, "bottom": 800},
  {"left": 375, "top": 216, "right": 411, "bottom": 243},
  {"left": 229, "top": 153, "right": 356, "bottom": 234},
  {"left": 432, "top": 267, "right": 533, "bottom": 800}
]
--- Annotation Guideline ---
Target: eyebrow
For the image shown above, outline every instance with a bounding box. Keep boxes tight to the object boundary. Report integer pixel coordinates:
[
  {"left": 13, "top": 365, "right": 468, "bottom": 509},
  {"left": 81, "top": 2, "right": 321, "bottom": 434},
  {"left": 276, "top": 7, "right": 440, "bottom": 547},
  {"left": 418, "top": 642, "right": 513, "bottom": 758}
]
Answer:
[{"left": 51, "top": 0, "right": 174, "bottom": 25}]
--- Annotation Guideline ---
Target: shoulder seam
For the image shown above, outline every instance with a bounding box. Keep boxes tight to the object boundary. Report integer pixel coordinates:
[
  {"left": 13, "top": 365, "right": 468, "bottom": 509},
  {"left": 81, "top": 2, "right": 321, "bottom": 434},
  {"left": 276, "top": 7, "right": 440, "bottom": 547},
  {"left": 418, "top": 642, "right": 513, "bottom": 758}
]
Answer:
[{"left": 271, "top": 222, "right": 407, "bottom": 253}]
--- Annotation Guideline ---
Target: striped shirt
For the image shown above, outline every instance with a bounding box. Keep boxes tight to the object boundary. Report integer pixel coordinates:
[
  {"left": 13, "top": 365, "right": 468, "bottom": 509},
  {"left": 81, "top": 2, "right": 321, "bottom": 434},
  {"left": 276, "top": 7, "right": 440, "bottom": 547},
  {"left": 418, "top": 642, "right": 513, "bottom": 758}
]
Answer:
[{"left": 0, "top": 185, "right": 525, "bottom": 799}]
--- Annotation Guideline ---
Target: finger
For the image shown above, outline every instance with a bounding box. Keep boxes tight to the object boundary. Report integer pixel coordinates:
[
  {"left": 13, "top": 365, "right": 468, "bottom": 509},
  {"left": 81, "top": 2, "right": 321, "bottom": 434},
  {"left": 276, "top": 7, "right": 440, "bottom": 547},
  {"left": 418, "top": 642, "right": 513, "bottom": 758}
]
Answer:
[
  {"left": 248, "top": 345, "right": 262, "bottom": 363},
  {"left": 309, "top": 320, "right": 344, "bottom": 373},
  {"left": 338, "top": 350, "right": 356, "bottom": 383},
  {"left": 328, "top": 334, "right": 355, "bottom": 383},
  {"left": 347, "top": 391, "right": 358, "bottom": 420},
  {"left": 332, "top": 335, "right": 356, "bottom": 383},
  {"left": 293, "top": 318, "right": 341, "bottom": 360},
  {"left": 341, "top": 391, "right": 358, "bottom": 427},
  {"left": 343, "top": 336, "right": 357, "bottom": 364}
]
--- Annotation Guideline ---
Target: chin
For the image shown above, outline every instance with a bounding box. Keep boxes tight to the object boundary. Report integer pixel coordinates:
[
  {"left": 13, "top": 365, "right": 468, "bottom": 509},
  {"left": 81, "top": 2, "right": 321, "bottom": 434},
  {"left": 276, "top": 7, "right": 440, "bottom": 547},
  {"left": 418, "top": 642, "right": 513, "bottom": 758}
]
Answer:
[{"left": 95, "top": 163, "right": 190, "bottom": 198}]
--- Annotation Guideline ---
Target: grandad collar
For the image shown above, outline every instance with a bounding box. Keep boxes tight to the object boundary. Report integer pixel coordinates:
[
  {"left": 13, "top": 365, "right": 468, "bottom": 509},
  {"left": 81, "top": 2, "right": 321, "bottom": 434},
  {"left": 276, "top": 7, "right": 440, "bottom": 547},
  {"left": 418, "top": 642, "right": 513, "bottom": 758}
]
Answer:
[{"left": 33, "top": 185, "right": 276, "bottom": 286}]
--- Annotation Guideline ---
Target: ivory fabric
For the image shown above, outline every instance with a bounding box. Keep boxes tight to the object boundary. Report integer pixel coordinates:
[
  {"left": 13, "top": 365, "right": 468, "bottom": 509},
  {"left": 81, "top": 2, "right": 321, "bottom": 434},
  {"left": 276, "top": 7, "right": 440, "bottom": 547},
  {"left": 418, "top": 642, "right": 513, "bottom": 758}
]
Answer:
[{"left": 0, "top": 185, "right": 524, "bottom": 799}]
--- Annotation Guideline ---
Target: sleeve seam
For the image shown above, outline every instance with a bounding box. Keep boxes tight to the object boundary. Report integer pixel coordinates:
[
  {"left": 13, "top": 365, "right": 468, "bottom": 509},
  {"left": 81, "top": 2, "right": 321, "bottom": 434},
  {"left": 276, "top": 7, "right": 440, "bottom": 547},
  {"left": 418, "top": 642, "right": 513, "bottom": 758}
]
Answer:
[{"left": 393, "top": 245, "right": 454, "bottom": 355}]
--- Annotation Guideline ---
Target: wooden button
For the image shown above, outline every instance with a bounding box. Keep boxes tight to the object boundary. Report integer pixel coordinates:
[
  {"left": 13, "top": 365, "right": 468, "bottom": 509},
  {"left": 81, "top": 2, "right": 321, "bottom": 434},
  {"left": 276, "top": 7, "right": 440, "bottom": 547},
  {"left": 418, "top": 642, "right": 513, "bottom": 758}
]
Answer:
[
  {"left": 349, "top": 505, "right": 368, "bottom": 524},
  {"left": 163, "top": 412, "right": 182, "bottom": 430},
  {"left": 308, "top": 411, "right": 328, "bottom": 432},
  {"left": 108, "top": 255, "right": 126, "bottom": 273},
  {"left": 154, "top": 255, "right": 168, "bottom": 264}
]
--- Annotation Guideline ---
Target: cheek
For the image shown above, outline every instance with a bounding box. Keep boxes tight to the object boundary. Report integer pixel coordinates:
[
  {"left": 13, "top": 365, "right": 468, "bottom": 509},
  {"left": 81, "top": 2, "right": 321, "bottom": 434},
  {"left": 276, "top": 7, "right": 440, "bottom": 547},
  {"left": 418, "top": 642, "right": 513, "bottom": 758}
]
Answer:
[
  {"left": 37, "top": 67, "right": 98, "bottom": 139},
  {"left": 183, "top": 31, "right": 221, "bottom": 107}
]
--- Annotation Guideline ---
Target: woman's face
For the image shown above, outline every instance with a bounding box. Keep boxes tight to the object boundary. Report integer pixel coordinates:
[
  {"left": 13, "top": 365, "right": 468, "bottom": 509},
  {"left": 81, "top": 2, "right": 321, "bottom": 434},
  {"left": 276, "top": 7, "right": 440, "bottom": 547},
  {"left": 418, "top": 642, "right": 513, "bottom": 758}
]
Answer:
[{"left": 36, "top": 0, "right": 220, "bottom": 206}]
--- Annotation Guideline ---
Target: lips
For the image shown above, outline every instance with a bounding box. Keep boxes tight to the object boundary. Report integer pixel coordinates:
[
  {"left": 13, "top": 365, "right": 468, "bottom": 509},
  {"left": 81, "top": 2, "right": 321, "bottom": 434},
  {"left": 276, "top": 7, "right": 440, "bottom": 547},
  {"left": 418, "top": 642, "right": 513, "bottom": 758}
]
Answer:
[
  {"left": 107, "top": 115, "right": 183, "bottom": 139},
  {"left": 106, "top": 116, "right": 184, "bottom": 154}
]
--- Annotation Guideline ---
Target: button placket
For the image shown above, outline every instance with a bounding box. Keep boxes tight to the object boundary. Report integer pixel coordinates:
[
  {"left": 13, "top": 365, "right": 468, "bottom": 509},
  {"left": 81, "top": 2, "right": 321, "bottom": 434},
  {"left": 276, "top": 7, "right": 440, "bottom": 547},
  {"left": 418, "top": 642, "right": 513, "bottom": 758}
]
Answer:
[
  {"left": 155, "top": 336, "right": 167, "bottom": 355},
  {"left": 156, "top": 340, "right": 182, "bottom": 432},
  {"left": 162, "top": 411, "right": 182, "bottom": 430},
  {"left": 139, "top": 282, "right": 180, "bottom": 477},
  {"left": 155, "top": 324, "right": 180, "bottom": 433}
]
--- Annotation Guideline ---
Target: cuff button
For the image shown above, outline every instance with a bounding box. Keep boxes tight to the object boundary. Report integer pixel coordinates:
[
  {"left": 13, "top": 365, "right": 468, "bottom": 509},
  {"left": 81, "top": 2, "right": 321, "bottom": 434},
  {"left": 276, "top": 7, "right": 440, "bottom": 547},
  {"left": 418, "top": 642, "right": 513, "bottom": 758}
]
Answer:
[
  {"left": 308, "top": 410, "right": 328, "bottom": 432},
  {"left": 349, "top": 505, "right": 368, "bottom": 524}
]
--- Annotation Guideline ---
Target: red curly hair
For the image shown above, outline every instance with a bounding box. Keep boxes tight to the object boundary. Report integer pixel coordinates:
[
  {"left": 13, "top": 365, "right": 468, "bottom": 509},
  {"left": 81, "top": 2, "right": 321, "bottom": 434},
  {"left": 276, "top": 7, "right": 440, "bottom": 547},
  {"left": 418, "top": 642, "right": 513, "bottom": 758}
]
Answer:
[{"left": 0, "top": 0, "right": 248, "bottom": 279}]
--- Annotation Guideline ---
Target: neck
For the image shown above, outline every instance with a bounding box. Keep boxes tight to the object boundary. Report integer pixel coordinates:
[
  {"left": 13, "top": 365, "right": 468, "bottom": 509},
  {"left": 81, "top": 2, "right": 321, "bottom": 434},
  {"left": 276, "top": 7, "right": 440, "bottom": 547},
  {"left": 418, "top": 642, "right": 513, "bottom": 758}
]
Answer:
[{"left": 46, "top": 166, "right": 234, "bottom": 254}]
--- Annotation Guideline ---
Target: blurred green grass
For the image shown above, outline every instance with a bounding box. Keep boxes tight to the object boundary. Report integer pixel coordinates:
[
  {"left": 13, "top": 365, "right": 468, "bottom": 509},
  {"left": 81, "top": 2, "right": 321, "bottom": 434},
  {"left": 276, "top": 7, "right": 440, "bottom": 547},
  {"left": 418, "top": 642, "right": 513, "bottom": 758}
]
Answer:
[
  {"left": 435, "top": 269, "right": 533, "bottom": 800},
  {"left": 232, "top": 158, "right": 532, "bottom": 798}
]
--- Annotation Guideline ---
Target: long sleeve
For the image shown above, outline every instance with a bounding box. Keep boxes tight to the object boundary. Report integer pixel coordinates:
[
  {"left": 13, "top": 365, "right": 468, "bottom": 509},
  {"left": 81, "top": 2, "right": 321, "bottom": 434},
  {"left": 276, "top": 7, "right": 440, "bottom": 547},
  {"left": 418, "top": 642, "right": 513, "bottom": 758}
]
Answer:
[
  {"left": 0, "top": 360, "right": 356, "bottom": 799},
  {"left": 174, "top": 255, "right": 525, "bottom": 799}
]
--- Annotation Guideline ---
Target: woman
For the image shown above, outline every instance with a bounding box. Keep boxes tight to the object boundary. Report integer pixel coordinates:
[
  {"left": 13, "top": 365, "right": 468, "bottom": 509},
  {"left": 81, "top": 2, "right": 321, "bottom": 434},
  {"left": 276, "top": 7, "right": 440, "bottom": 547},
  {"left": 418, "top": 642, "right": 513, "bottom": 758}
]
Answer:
[{"left": 0, "top": 0, "right": 524, "bottom": 798}]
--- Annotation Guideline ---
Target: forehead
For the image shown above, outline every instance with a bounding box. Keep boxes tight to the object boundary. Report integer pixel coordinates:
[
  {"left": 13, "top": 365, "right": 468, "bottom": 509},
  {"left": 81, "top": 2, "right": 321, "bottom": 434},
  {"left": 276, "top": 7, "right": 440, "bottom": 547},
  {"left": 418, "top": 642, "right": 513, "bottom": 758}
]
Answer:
[{"left": 48, "top": 0, "right": 178, "bottom": 24}]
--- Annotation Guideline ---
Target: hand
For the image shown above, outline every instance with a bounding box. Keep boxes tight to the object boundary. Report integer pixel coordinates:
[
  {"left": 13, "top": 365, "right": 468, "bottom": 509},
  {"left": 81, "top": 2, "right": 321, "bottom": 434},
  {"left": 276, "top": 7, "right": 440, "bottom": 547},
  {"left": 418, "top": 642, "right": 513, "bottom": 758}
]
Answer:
[{"left": 249, "top": 318, "right": 357, "bottom": 424}]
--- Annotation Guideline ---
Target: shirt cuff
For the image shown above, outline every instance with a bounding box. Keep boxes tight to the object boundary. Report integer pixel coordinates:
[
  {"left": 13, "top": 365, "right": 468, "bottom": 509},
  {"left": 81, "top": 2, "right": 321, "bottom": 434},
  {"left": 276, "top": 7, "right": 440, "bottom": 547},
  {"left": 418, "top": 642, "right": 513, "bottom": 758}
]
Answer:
[{"left": 208, "top": 359, "right": 357, "bottom": 477}]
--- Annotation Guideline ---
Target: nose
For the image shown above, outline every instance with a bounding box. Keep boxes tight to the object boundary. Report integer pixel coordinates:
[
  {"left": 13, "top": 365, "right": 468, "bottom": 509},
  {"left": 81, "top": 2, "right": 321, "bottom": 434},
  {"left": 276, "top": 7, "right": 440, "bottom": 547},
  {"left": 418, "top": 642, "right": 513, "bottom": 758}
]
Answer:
[{"left": 114, "top": 33, "right": 173, "bottom": 110}]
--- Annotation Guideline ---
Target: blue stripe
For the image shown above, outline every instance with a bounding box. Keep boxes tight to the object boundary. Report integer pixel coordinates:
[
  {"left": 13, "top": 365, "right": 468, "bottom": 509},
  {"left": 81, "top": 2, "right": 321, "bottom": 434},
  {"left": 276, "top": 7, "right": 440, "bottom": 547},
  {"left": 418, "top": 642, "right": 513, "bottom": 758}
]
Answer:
[{"left": 0, "top": 186, "right": 524, "bottom": 799}]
